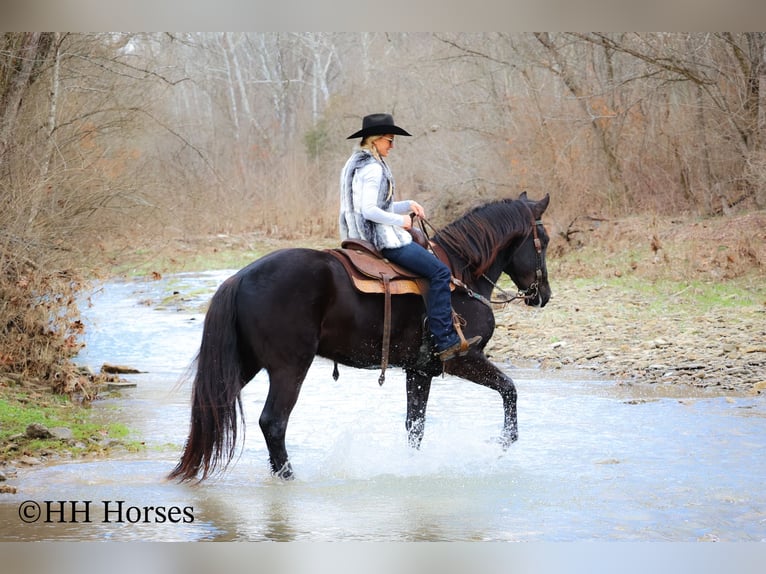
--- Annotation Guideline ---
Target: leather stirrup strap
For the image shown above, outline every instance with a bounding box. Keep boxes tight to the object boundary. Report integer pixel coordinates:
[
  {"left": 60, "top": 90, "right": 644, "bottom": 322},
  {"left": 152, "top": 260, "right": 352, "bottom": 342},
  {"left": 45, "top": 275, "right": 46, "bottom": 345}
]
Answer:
[
  {"left": 379, "top": 273, "right": 392, "bottom": 385},
  {"left": 451, "top": 310, "right": 470, "bottom": 353}
]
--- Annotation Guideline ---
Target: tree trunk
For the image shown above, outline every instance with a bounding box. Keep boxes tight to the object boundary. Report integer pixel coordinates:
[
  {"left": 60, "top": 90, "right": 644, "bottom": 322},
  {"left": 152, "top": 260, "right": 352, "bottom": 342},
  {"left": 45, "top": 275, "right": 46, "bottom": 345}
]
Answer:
[
  {"left": 40, "top": 33, "right": 63, "bottom": 181},
  {"left": 0, "top": 33, "right": 54, "bottom": 170},
  {"left": 760, "top": 35, "right": 766, "bottom": 150}
]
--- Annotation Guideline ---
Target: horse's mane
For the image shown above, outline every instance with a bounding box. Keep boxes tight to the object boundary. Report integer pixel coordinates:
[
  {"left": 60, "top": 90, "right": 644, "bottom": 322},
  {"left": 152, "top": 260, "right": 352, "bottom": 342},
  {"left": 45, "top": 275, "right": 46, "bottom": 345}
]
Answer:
[{"left": 434, "top": 198, "right": 532, "bottom": 282}]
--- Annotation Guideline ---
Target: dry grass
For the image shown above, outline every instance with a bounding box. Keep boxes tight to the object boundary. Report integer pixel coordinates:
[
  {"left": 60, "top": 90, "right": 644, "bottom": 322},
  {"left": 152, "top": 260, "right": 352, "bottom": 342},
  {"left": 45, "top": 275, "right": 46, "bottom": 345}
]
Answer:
[{"left": 547, "top": 211, "right": 766, "bottom": 284}]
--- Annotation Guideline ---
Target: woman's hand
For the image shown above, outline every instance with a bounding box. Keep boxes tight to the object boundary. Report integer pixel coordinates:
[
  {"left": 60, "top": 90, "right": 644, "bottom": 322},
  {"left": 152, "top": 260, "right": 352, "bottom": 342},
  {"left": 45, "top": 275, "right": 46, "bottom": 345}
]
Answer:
[{"left": 409, "top": 200, "right": 426, "bottom": 219}]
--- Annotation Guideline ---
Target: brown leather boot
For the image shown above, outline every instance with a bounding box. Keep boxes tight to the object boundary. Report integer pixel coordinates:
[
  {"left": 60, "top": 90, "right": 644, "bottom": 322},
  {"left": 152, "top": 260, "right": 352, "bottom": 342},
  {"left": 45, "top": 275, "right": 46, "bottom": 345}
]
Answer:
[{"left": 437, "top": 335, "right": 482, "bottom": 362}]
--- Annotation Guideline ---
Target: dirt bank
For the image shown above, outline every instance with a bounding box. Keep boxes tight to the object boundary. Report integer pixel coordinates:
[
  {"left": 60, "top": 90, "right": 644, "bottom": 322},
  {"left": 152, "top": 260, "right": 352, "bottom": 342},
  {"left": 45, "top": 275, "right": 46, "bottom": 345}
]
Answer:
[
  {"left": 486, "top": 211, "right": 766, "bottom": 394},
  {"left": 486, "top": 280, "right": 765, "bottom": 393}
]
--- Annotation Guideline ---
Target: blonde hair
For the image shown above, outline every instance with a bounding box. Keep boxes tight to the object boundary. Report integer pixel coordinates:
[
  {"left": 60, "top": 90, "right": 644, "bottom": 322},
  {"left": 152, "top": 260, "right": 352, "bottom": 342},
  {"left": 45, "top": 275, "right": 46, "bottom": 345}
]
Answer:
[
  {"left": 360, "top": 135, "right": 386, "bottom": 161},
  {"left": 359, "top": 135, "right": 394, "bottom": 200}
]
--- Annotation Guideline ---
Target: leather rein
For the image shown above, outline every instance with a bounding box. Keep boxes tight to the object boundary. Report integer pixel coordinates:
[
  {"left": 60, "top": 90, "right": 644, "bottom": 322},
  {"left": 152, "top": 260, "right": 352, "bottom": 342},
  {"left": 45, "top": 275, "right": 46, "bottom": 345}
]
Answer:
[{"left": 416, "top": 213, "right": 544, "bottom": 308}]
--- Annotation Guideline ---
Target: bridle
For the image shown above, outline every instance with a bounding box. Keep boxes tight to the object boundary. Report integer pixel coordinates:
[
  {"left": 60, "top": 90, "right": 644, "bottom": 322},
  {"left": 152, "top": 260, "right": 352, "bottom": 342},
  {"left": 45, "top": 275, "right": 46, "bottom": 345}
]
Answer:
[
  {"left": 478, "top": 215, "right": 544, "bottom": 306},
  {"left": 416, "top": 212, "right": 545, "bottom": 308}
]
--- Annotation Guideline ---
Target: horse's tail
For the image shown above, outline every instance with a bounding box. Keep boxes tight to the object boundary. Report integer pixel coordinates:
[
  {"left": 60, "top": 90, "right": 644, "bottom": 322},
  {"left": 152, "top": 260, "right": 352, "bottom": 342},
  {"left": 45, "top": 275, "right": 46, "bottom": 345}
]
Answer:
[{"left": 168, "top": 274, "right": 245, "bottom": 482}]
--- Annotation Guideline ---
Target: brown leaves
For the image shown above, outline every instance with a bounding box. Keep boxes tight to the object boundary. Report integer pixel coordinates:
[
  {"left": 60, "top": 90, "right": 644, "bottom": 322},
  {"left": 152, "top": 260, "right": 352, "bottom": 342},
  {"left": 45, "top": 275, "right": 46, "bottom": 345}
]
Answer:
[{"left": 1, "top": 243, "right": 91, "bottom": 397}]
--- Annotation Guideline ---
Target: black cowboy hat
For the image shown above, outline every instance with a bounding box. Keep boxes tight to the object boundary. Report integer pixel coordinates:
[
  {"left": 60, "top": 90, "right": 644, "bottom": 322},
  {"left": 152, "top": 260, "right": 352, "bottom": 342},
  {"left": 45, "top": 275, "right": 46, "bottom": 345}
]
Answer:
[{"left": 347, "top": 113, "right": 412, "bottom": 139}]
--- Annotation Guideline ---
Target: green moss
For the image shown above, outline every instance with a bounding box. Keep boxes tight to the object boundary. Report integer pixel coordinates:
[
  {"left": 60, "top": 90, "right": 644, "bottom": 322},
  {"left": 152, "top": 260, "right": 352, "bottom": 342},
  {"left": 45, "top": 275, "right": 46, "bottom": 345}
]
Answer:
[{"left": 0, "top": 389, "right": 143, "bottom": 461}]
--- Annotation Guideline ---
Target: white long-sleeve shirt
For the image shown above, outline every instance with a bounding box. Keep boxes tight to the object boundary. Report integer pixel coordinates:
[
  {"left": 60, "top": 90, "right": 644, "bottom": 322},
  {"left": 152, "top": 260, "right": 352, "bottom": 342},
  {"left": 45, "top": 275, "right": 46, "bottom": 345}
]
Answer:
[{"left": 353, "top": 161, "right": 412, "bottom": 226}]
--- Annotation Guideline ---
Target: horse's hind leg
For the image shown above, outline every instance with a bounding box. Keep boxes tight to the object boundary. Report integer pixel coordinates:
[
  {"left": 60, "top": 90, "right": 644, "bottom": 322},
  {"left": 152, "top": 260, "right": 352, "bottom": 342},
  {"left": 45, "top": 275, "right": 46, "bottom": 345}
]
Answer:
[
  {"left": 405, "top": 369, "right": 433, "bottom": 448},
  {"left": 259, "top": 362, "right": 312, "bottom": 480}
]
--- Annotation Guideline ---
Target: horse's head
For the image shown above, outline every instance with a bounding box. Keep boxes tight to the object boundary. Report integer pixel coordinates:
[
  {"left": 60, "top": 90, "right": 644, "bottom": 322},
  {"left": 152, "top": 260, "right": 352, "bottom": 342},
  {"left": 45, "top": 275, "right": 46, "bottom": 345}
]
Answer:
[
  {"left": 504, "top": 192, "right": 551, "bottom": 307},
  {"left": 434, "top": 193, "right": 553, "bottom": 307}
]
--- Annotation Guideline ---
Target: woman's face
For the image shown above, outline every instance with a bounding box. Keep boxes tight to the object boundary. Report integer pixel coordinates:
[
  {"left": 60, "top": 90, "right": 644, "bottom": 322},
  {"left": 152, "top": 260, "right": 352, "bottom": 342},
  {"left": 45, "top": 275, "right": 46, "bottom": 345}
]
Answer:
[{"left": 373, "top": 134, "right": 395, "bottom": 157}]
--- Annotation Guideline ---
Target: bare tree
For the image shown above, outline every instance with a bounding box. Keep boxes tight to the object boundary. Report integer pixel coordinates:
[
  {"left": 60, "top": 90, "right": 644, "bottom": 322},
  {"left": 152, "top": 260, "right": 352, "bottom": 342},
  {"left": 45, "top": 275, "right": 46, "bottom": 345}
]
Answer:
[
  {"left": 0, "top": 32, "right": 193, "bottom": 387},
  {"left": 0, "top": 33, "right": 55, "bottom": 171},
  {"left": 570, "top": 32, "right": 766, "bottom": 212}
]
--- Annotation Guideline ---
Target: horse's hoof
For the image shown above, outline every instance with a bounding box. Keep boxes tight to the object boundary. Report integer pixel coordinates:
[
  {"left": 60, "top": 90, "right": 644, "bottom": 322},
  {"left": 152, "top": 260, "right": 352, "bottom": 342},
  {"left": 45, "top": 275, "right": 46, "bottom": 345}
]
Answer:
[
  {"left": 498, "top": 432, "right": 518, "bottom": 449},
  {"left": 273, "top": 461, "right": 295, "bottom": 480},
  {"left": 407, "top": 436, "right": 424, "bottom": 450}
]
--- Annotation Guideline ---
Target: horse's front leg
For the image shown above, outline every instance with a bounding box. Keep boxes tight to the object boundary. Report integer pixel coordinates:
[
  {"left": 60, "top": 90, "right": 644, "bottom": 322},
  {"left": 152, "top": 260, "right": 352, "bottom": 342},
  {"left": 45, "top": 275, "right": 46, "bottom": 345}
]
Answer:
[
  {"left": 405, "top": 369, "right": 433, "bottom": 448},
  {"left": 444, "top": 355, "right": 518, "bottom": 446}
]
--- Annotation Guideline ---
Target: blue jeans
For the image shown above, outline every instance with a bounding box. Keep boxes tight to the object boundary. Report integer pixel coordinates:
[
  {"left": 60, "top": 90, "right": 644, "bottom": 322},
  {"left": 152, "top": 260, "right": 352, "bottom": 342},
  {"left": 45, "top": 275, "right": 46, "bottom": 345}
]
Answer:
[{"left": 381, "top": 242, "right": 460, "bottom": 352}]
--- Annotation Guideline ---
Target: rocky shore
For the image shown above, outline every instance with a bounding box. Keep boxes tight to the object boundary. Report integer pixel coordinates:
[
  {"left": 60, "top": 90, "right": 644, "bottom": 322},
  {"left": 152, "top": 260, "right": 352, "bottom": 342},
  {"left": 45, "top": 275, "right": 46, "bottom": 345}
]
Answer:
[{"left": 485, "top": 279, "right": 766, "bottom": 394}]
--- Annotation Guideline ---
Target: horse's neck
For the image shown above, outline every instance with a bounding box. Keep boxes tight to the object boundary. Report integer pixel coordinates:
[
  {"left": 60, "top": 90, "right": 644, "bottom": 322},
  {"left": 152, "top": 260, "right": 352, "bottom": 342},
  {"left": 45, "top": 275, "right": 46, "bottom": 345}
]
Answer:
[
  {"left": 440, "top": 244, "right": 506, "bottom": 299},
  {"left": 473, "top": 259, "right": 506, "bottom": 299},
  {"left": 436, "top": 206, "right": 530, "bottom": 293}
]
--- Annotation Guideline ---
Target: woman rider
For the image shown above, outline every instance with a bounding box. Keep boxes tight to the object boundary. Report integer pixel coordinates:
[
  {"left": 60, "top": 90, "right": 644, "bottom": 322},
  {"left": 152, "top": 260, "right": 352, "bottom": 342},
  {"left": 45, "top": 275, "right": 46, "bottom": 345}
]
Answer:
[{"left": 339, "top": 113, "right": 481, "bottom": 361}]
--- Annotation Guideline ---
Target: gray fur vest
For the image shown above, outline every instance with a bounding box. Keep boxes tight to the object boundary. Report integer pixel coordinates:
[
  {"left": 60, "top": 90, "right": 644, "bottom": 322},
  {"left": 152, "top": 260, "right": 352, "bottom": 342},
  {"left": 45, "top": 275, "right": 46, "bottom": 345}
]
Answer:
[{"left": 339, "top": 150, "right": 412, "bottom": 251}]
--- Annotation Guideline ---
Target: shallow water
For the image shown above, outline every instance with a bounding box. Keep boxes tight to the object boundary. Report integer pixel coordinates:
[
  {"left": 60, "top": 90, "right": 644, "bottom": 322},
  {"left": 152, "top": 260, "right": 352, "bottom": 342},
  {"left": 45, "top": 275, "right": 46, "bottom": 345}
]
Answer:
[{"left": 1, "top": 271, "right": 765, "bottom": 541}]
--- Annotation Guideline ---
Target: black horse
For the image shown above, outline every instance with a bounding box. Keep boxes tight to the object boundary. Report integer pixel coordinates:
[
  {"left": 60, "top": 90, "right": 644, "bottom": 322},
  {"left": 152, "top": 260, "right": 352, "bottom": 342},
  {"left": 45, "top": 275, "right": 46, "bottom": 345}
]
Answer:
[{"left": 169, "top": 192, "right": 551, "bottom": 482}]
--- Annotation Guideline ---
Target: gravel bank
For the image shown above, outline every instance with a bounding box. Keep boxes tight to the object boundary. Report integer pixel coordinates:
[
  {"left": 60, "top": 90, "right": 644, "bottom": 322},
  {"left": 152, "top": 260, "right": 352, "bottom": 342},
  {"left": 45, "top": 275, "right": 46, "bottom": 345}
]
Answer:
[{"left": 485, "top": 279, "right": 766, "bottom": 395}]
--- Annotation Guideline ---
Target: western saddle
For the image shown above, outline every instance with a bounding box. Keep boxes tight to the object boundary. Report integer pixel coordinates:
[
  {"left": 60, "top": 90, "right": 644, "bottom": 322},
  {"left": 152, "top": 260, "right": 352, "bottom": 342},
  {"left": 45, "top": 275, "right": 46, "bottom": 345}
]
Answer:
[{"left": 325, "top": 232, "right": 465, "bottom": 385}]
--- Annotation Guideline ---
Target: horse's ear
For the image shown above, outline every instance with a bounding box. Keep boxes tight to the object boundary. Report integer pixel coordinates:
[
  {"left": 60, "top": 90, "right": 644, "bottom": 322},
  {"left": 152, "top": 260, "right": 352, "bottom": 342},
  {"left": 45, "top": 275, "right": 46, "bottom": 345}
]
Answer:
[
  {"left": 532, "top": 193, "right": 550, "bottom": 219},
  {"left": 519, "top": 191, "right": 528, "bottom": 201}
]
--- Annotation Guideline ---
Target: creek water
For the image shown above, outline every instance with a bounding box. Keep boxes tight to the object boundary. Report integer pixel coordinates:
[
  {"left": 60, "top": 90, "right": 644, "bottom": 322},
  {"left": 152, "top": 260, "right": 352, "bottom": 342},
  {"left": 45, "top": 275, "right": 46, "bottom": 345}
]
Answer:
[{"left": 1, "top": 270, "right": 765, "bottom": 541}]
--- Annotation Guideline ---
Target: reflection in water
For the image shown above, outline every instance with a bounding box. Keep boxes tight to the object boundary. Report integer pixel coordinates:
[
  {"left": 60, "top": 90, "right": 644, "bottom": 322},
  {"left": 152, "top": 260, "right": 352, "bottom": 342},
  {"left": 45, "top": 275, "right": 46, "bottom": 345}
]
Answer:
[{"left": 1, "top": 272, "right": 765, "bottom": 541}]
